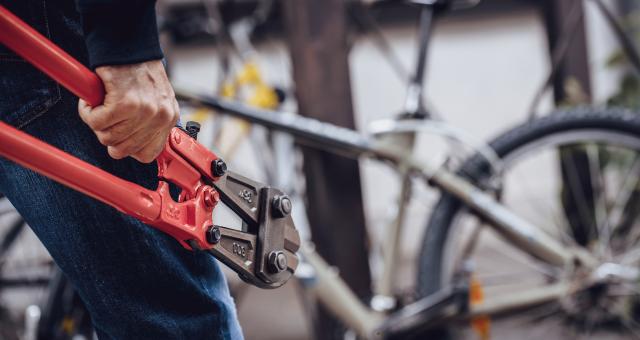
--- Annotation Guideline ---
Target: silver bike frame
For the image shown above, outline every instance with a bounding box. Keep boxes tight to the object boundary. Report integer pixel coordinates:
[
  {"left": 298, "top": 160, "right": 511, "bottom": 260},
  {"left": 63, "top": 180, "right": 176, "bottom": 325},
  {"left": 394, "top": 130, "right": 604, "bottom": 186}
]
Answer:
[{"left": 177, "top": 90, "right": 601, "bottom": 338}]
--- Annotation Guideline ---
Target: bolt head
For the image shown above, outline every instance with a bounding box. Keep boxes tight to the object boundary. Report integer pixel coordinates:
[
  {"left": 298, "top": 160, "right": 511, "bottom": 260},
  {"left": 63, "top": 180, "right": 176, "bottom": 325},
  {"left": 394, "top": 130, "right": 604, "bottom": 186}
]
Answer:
[
  {"left": 206, "top": 225, "right": 222, "bottom": 244},
  {"left": 185, "top": 121, "right": 201, "bottom": 139},
  {"left": 203, "top": 187, "right": 219, "bottom": 208},
  {"left": 268, "top": 251, "right": 287, "bottom": 273},
  {"left": 272, "top": 195, "right": 292, "bottom": 218},
  {"left": 212, "top": 159, "right": 227, "bottom": 177}
]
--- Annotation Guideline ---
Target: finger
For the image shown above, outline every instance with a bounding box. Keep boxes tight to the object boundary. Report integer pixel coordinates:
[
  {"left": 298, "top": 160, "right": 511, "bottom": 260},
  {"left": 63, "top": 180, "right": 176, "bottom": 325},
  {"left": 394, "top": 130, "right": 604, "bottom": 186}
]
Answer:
[
  {"left": 131, "top": 129, "right": 171, "bottom": 163},
  {"left": 78, "top": 103, "right": 127, "bottom": 132},
  {"left": 107, "top": 127, "right": 159, "bottom": 160},
  {"left": 94, "top": 119, "right": 144, "bottom": 147},
  {"left": 78, "top": 99, "right": 90, "bottom": 117},
  {"left": 104, "top": 105, "right": 173, "bottom": 156}
]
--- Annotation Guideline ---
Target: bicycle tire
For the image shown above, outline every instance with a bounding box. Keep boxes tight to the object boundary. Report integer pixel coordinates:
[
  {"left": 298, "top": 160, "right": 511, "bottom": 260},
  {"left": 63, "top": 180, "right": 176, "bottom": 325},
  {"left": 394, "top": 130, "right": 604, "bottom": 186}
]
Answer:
[{"left": 416, "top": 106, "right": 640, "bottom": 338}]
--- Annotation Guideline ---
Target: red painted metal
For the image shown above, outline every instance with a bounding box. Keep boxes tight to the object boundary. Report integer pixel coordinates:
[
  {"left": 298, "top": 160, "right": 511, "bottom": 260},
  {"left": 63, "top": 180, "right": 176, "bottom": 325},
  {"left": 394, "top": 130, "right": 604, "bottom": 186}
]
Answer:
[
  {"left": 0, "top": 5, "right": 222, "bottom": 250},
  {"left": 0, "top": 120, "right": 163, "bottom": 221}
]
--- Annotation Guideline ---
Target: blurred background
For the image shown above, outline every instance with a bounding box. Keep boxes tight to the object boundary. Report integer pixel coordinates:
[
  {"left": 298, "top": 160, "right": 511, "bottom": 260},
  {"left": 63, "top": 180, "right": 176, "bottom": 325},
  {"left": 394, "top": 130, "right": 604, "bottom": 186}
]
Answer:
[{"left": 4, "top": 0, "right": 640, "bottom": 339}]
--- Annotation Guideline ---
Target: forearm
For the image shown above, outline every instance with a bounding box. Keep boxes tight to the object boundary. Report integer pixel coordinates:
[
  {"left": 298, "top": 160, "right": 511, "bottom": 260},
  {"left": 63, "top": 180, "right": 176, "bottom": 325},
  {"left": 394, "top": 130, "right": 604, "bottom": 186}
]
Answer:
[{"left": 75, "top": 0, "right": 163, "bottom": 68}]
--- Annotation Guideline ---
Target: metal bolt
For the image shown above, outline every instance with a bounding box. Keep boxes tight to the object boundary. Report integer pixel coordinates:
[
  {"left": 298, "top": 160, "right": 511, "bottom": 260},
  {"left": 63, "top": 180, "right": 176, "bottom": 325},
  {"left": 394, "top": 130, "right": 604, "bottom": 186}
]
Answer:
[
  {"left": 203, "top": 187, "right": 219, "bottom": 208},
  {"left": 271, "top": 195, "right": 292, "bottom": 218},
  {"left": 268, "top": 251, "right": 287, "bottom": 273},
  {"left": 185, "top": 121, "right": 201, "bottom": 140},
  {"left": 212, "top": 159, "right": 227, "bottom": 177},
  {"left": 206, "top": 225, "right": 222, "bottom": 244}
]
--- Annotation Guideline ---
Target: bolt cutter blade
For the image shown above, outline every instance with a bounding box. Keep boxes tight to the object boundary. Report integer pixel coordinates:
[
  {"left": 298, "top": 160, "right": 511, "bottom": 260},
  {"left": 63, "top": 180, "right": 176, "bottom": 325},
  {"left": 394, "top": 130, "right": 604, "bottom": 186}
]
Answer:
[
  {"left": 210, "top": 172, "right": 301, "bottom": 288},
  {"left": 0, "top": 4, "right": 301, "bottom": 289}
]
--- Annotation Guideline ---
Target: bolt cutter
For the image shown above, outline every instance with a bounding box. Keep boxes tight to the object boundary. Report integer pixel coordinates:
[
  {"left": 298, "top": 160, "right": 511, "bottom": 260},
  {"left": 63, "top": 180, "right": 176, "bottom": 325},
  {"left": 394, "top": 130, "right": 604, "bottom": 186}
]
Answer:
[{"left": 0, "top": 5, "right": 299, "bottom": 289}]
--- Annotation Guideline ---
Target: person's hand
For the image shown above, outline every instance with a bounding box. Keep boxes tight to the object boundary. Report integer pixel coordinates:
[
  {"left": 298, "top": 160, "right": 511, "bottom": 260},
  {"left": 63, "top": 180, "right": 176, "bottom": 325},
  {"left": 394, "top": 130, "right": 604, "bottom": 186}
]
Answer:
[{"left": 78, "top": 60, "right": 179, "bottom": 163}]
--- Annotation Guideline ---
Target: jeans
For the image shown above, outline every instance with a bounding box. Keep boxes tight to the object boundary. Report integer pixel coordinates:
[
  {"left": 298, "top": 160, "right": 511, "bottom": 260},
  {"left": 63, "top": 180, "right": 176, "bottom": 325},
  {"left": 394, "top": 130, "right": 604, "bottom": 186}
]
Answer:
[{"left": 0, "top": 1, "right": 243, "bottom": 339}]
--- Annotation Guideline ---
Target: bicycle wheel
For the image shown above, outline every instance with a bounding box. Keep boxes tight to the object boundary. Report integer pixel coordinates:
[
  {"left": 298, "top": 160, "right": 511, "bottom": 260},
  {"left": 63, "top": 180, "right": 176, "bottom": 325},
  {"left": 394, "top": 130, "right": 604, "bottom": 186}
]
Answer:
[{"left": 416, "top": 107, "right": 640, "bottom": 339}]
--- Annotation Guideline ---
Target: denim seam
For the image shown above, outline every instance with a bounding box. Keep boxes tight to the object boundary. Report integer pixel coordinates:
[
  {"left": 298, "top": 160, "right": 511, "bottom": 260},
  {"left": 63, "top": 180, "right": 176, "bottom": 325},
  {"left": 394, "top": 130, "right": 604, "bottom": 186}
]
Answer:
[{"left": 12, "top": 0, "right": 62, "bottom": 130}]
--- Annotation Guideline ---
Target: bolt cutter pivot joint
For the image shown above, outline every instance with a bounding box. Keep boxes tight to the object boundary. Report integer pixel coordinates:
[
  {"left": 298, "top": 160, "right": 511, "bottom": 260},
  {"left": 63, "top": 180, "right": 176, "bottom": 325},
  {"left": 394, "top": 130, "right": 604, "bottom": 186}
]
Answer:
[{"left": 0, "top": 5, "right": 300, "bottom": 289}]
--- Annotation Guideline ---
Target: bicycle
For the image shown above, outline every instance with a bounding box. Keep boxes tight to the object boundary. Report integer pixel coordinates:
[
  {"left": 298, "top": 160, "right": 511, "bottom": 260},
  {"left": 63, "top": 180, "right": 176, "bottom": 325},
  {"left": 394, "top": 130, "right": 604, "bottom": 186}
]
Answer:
[
  {"left": 2, "top": 1, "right": 640, "bottom": 339},
  {"left": 173, "top": 0, "right": 640, "bottom": 338},
  {"left": 0, "top": 198, "right": 94, "bottom": 340}
]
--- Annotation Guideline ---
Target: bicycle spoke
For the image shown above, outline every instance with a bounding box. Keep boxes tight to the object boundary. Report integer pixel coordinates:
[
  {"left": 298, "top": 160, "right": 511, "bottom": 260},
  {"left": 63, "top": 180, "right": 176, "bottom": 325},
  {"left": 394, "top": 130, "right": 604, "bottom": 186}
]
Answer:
[
  {"left": 619, "top": 247, "right": 640, "bottom": 265},
  {"left": 561, "top": 148, "right": 597, "bottom": 244},
  {"left": 608, "top": 154, "right": 640, "bottom": 231},
  {"left": 621, "top": 318, "right": 640, "bottom": 339},
  {"left": 477, "top": 233, "right": 560, "bottom": 279},
  {"left": 586, "top": 144, "right": 613, "bottom": 259},
  {"left": 580, "top": 312, "right": 598, "bottom": 340},
  {"left": 514, "top": 171, "right": 575, "bottom": 245},
  {"left": 458, "top": 217, "right": 483, "bottom": 265},
  {"left": 520, "top": 302, "right": 562, "bottom": 325},
  {"left": 611, "top": 158, "right": 640, "bottom": 253},
  {"left": 618, "top": 282, "right": 640, "bottom": 296}
]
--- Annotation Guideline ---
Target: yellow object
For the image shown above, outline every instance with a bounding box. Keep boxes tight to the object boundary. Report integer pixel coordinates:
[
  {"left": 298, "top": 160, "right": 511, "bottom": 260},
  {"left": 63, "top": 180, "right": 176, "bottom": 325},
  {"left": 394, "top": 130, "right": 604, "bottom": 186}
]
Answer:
[
  {"left": 209, "top": 60, "right": 282, "bottom": 158},
  {"left": 222, "top": 61, "right": 280, "bottom": 110},
  {"left": 470, "top": 276, "right": 491, "bottom": 340},
  {"left": 190, "top": 107, "right": 211, "bottom": 124},
  {"left": 220, "top": 82, "right": 236, "bottom": 99},
  {"left": 248, "top": 84, "right": 279, "bottom": 109},
  {"left": 237, "top": 62, "right": 261, "bottom": 85}
]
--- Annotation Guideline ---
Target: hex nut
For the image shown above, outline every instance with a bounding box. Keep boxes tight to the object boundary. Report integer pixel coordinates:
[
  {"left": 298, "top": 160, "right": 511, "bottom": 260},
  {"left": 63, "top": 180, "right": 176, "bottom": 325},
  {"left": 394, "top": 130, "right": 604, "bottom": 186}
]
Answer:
[
  {"left": 268, "top": 251, "right": 287, "bottom": 273},
  {"left": 206, "top": 225, "right": 222, "bottom": 244},
  {"left": 211, "top": 159, "right": 227, "bottom": 177},
  {"left": 271, "top": 195, "right": 292, "bottom": 218}
]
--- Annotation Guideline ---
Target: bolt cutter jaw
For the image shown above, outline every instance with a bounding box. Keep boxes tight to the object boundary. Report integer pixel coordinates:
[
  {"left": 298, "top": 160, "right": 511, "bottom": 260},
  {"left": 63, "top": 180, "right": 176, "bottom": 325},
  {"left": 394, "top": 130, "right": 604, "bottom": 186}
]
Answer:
[{"left": 151, "top": 128, "right": 301, "bottom": 288}]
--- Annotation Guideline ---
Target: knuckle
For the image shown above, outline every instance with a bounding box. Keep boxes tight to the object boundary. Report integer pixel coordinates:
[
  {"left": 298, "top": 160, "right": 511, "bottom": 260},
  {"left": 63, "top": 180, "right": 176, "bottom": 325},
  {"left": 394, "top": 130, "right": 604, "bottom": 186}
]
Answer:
[
  {"left": 160, "top": 105, "right": 175, "bottom": 124},
  {"left": 121, "top": 93, "right": 139, "bottom": 105},
  {"left": 96, "top": 132, "right": 112, "bottom": 146},
  {"left": 108, "top": 147, "right": 125, "bottom": 159},
  {"left": 140, "top": 103, "right": 156, "bottom": 115},
  {"left": 90, "top": 109, "right": 115, "bottom": 130},
  {"left": 139, "top": 97, "right": 156, "bottom": 112},
  {"left": 135, "top": 152, "right": 155, "bottom": 164},
  {"left": 100, "top": 133, "right": 119, "bottom": 146},
  {"left": 117, "top": 142, "right": 138, "bottom": 156},
  {"left": 118, "top": 96, "right": 140, "bottom": 113}
]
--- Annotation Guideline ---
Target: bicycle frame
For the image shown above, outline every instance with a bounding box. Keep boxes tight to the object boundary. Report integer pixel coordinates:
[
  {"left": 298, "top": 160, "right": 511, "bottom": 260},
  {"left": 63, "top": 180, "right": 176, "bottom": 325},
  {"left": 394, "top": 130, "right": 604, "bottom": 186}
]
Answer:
[
  {"left": 0, "top": 3, "right": 599, "bottom": 338},
  {"left": 177, "top": 90, "right": 599, "bottom": 336}
]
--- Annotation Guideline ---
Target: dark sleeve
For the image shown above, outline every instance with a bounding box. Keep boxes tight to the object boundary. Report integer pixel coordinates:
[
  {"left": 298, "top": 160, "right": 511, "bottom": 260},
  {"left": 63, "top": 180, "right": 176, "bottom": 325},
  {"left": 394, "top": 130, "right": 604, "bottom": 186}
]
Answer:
[{"left": 75, "top": 0, "right": 164, "bottom": 69}]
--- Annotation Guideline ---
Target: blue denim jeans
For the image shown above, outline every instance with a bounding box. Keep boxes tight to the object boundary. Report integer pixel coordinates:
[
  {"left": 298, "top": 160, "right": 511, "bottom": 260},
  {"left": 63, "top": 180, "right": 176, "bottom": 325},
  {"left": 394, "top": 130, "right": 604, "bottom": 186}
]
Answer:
[{"left": 0, "top": 1, "right": 243, "bottom": 339}]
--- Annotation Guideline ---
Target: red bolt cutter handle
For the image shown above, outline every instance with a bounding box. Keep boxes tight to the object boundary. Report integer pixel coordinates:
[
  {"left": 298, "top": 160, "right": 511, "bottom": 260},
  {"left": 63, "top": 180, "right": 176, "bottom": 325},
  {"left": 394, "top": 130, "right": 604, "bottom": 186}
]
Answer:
[
  {"left": 0, "top": 5, "right": 300, "bottom": 288},
  {"left": 0, "top": 5, "right": 219, "bottom": 250}
]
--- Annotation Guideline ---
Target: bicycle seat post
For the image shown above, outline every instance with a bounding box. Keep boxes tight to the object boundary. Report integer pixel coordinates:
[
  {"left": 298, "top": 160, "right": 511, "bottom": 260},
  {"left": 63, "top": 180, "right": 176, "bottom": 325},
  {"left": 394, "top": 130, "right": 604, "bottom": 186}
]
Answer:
[{"left": 403, "top": 1, "right": 439, "bottom": 118}]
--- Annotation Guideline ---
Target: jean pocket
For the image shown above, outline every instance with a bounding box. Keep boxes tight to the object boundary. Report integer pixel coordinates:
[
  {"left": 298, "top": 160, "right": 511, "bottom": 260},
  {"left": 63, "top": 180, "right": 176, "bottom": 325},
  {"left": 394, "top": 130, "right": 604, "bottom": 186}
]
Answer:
[{"left": 0, "top": 0, "right": 61, "bottom": 128}]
